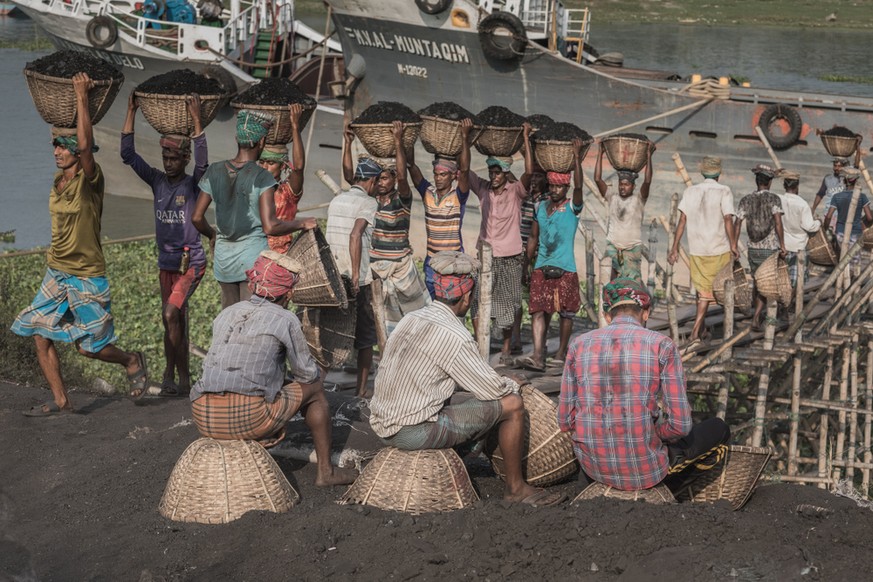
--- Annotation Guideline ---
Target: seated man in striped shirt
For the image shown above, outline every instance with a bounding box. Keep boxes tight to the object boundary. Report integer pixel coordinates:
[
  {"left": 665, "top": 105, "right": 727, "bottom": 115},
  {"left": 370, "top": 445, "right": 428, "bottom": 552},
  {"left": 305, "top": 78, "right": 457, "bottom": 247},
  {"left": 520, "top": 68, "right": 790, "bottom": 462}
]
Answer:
[
  {"left": 559, "top": 278, "right": 730, "bottom": 493},
  {"left": 191, "top": 250, "right": 357, "bottom": 487},
  {"left": 370, "top": 251, "right": 565, "bottom": 507}
]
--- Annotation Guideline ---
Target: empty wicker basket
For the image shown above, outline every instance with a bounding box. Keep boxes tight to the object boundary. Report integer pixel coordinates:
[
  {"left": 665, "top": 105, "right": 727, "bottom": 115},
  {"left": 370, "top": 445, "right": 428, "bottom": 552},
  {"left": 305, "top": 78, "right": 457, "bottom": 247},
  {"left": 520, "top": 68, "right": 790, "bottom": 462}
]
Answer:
[
  {"left": 713, "top": 261, "right": 752, "bottom": 309},
  {"left": 533, "top": 139, "right": 592, "bottom": 173},
  {"left": 673, "top": 445, "right": 771, "bottom": 510},
  {"left": 807, "top": 229, "right": 838, "bottom": 266},
  {"left": 287, "top": 228, "right": 348, "bottom": 308},
  {"left": 229, "top": 101, "right": 316, "bottom": 145},
  {"left": 24, "top": 69, "right": 123, "bottom": 128},
  {"left": 601, "top": 134, "right": 651, "bottom": 172},
  {"left": 862, "top": 225, "right": 873, "bottom": 250},
  {"left": 474, "top": 125, "right": 524, "bottom": 156},
  {"left": 754, "top": 252, "right": 793, "bottom": 305},
  {"left": 349, "top": 122, "right": 422, "bottom": 157},
  {"left": 486, "top": 385, "right": 578, "bottom": 487},
  {"left": 820, "top": 133, "right": 859, "bottom": 157},
  {"left": 573, "top": 482, "right": 676, "bottom": 505},
  {"left": 420, "top": 116, "right": 482, "bottom": 156},
  {"left": 339, "top": 447, "right": 479, "bottom": 514},
  {"left": 134, "top": 91, "right": 225, "bottom": 136},
  {"left": 159, "top": 438, "right": 299, "bottom": 524},
  {"left": 299, "top": 304, "right": 356, "bottom": 369}
]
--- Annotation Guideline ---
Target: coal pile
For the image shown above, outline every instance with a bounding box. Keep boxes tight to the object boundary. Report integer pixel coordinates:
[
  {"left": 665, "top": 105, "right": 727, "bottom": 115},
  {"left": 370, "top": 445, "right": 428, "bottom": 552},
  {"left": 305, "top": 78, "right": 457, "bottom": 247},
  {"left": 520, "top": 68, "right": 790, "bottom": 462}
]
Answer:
[
  {"left": 418, "top": 101, "right": 478, "bottom": 123},
  {"left": 526, "top": 114, "right": 555, "bottom": 130},
  {"left": 477, "top": 105, "right": 525, "bottom": 127},
  {"left": 613, "top": 132, "right": 650, "bottom": 142},
  {"left": 534, "top": 122, "right": 591, "bottom": 142},
  {"left": 353, "top": 101, "right": 421, "bottom": 124},
  {"left": 136, "top": 69, "right": 223, "bottom": 95},
  {"left": 823, "top": 126, "right": 858, "bottom": 138},
  {"left": 26, "top": 50, "right": 122, "bottom": 81},
  {"left": 234, "top": 78, "right": 316, "bottom": 107}
]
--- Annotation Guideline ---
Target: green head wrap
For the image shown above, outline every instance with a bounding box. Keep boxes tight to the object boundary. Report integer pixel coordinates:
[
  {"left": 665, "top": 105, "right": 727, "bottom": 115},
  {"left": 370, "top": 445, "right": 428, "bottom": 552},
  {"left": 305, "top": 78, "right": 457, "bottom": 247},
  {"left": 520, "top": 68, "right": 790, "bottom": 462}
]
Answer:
[
  {"left": 602, "top": 277, "right": 651, "bottom": 312},
  {"left": 236, "top": 109, "right": 275, "bottom": 147},
  {"left": 51, "top": 131, "right": 99, "bottom": 155}
]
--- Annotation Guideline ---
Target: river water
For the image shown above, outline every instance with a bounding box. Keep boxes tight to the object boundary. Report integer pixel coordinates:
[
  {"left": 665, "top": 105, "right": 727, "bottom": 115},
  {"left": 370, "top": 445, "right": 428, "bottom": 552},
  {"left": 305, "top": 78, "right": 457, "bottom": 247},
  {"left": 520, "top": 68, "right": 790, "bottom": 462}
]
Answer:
[{"left": 2, "top": 13, "right": 872, "bottom": 250}]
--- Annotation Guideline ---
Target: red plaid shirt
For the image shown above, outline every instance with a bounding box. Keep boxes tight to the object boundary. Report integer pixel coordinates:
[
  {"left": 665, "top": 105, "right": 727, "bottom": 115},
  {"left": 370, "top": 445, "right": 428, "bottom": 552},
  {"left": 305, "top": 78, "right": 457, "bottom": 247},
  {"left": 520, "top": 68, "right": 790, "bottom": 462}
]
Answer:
[{"left": 558, "top": 315, "right": 691, "bottom": 490}]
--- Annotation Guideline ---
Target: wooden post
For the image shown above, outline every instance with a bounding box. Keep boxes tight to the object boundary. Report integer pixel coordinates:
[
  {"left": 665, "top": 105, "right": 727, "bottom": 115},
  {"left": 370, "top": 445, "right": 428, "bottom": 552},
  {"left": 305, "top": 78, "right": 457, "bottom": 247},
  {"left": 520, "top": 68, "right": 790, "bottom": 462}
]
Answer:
[
  {"left": 752, "top": 300, "right": 778, "bottom": 447},
  {"left": 833, "top": 341, "right": 851, "bottom": 482},
  {"left": 477, "top": 242, "right": 493, "bottom": 361},
  {"left": 722, "top": 280, "right": 735, "bottom": 361},
  {"left": 863, "top": 338, "right": 873, "bottom": 493},
  {"left": 838, "top": 182, "right": 862, "bottom": 293},
  {"left": 787, "top": 250, "right": 805, "bottom": 477},
  {"left": 818, "top": 347, "right": 835, "bottom": 488},
  {"left": 370, "top": 277, "right": 388, "bottom": 355},
  {"left": 847, "top": 333, "right": 860, "bottom": 480},
  {"left": 671, "top": 152, "right": 693, "bottom": 187},
  {"left": 754, "top": 125, "right": 784, "bottom": 170},
  {"left": 666, "top": 193, "right": 680, "bottom": 343}
]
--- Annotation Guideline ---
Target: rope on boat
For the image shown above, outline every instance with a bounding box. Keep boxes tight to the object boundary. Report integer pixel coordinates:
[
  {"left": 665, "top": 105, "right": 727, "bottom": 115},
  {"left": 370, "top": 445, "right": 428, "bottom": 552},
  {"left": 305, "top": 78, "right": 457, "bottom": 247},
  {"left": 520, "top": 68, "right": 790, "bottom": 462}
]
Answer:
[{"left": 678, "top": 78, "right": 731, "bottom": 100}]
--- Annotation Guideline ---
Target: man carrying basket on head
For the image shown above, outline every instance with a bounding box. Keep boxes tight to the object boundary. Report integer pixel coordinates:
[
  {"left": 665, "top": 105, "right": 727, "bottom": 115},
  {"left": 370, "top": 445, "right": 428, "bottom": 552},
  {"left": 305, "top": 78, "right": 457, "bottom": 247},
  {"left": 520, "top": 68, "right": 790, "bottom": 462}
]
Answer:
[
  {"left": 121, "top": 92, "right": 208, "bottom": 397},
  {"left": 12, "top": 73, "right": 150, "bottom": 416},
  {"left": 594, "top": 140, "right": 655, "bottom": 281}
]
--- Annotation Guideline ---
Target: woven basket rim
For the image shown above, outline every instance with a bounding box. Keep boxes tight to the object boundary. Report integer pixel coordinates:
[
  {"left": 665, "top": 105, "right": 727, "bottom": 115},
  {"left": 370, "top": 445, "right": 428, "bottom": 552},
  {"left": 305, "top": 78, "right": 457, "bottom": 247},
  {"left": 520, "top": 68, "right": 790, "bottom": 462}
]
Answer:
[
  {"left": 23, "top": 68, "right": 118, "bottom": 86},
  {"left": 479, "top": 124, "right": 523, "bottom": 131},
  {"left": 136, "top": 91, "right": 226, "bottom": 100},
  {"left": 420, "top": 115, "right": 465, "bottom": 124},
  {"left": 231, "top": 101, "right": 317, "bottom": 111},
  {"left": 533, "top": 137, "right": 594, "bottom": 146},
  {"left": 349, "top": 121, "right": 423, "bottom": 128},
  {"left": 602, "top": 135, "right": 650, "bottom": 144}
]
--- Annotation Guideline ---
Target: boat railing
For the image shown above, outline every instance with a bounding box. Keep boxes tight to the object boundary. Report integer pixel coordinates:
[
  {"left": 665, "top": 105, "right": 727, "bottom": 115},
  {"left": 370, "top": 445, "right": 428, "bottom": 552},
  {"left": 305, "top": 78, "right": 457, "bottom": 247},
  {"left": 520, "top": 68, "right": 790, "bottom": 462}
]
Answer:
[{"left": 477, "top": 1, "right": 590, "bottom": 47}]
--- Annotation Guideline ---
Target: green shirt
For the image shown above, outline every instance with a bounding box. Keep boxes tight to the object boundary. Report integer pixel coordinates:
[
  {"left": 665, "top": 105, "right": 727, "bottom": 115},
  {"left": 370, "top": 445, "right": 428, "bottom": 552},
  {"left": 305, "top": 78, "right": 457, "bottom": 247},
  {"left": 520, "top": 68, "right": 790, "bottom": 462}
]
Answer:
[{"left": 47, "top": 164, "right": 105, "bottom": 277}]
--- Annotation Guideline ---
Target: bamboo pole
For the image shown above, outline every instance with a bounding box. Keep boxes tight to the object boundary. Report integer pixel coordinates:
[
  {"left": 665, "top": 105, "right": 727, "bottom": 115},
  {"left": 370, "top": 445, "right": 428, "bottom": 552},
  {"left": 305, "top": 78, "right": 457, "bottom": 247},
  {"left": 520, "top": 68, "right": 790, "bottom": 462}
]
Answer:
[
  {"left": 590, "top": 98, "right": 714, "bottom": 139},
  {"left": 788, "top": 251, "right": 806, "bottom": 476},
  {"left": 847, "top": 332, "right": 860, "bottom": 480},
  {"left": 672, "top": 152, "right": 693, "bottom": 187},
  {"left": 751, "top": 300, "right": 778, "bottom": 447},
  {"left": 753, "top": 126, "right": 784, "bottom": 170},
  {"left": 838, "top": 183, "right": 862, "bottom": 293},
  {"left": 370, "top": 277, "right": 388, "bottom": 355},
  {"left": 722, "top": 280, "right": 735, "bottom": 361},
  {"left": 785, "top": 237, "right": 867, "bottom": 338},
  {"left": 315, "top": 169, "right": 342, "bottom": 195},
  {"left": 477, "top": 242, "right": 493, "bottom": 361},
  {"left": 304, "top": 5, "right": 332, "bottom": 155},
  {"left": 689, "top": 328, "right": 751, "bottom": 371},
  {"left": 585, "top": 225, "right": 595, "bottom": 308},
  {"left": 858, "top": 159, "right": 873, "bottom": 195},
  {"left": 833, "top": 342, "right": 851, "bottom": 482},
  {"left": 666, "top": 193, "right": 680, "bottom": 343},
  {"left": 810, "top": 265, "right": 871, "bottom": 335},
  {"left": 863, "top": 338, "right": 873, "bottom": 492},
  {"left": 838, "top": 275, "right": 873, "bottom": 329},
  {"left": 598, "top": 256, "right": 611, "bottom": 328}
]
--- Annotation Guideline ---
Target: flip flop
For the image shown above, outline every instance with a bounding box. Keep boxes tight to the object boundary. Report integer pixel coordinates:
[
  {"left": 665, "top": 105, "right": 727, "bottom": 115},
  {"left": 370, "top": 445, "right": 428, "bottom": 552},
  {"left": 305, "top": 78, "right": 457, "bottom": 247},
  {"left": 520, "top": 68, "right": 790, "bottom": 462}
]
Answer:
[
  {"left": 23, "top": 401, "right": 74, "bottom": 417},
  {"left": 127, "top": 351, "right": 150, "bottom": 400},
  {"left": 521, "top": 356, "right": 546, "bottom": 372},
  {"left": 518, "top": 489, "right": 567, "bottom": 508},
  {"left": 545, "top": 356, "right": 566, "bottom": 367},
  {"left": 158, "top": 380, "right": 185, "bottom": 398}
]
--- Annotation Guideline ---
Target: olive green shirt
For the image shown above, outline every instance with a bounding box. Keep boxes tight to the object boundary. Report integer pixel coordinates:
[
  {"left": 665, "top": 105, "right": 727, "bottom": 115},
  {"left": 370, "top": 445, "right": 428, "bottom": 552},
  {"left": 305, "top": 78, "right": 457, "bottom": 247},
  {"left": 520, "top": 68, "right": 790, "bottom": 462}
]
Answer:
[{"left": 47, "top": 164, "right": 106, "bottom": 277}]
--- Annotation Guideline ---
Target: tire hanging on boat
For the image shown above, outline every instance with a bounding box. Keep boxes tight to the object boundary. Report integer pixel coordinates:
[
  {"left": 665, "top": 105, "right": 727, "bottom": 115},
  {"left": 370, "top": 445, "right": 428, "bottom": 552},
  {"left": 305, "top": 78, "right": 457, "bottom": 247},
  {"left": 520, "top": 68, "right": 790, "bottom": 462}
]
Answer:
[
  {"left": 85, "top": 16, "right": 118, "bottom": 49},
  {"left": 201, "top": 65, "right": 238, "bottom": 107},
  {"left": 414, "top": 0, "right": 453, "bottom": 14},
  {"left": 478, "top": 12, "right": 527, "bottom": 61},
  {"left": 757, "top": 103, "right": 802, "bottom": 150}
]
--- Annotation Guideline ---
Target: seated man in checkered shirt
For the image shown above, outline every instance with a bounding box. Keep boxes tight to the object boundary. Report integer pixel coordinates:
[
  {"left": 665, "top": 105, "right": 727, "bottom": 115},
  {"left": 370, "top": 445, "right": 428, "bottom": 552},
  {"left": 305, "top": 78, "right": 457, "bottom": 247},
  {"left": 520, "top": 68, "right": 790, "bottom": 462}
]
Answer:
[{"left": 558, "top": 278, "right": 730, "bottom": 493}]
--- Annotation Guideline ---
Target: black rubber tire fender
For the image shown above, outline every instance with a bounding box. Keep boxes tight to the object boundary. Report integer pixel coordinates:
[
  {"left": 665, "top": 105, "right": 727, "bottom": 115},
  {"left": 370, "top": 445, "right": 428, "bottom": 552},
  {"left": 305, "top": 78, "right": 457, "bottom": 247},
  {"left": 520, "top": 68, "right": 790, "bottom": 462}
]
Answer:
[
  {"left": 201, "top": 65, "right": 238, "bottom": 107},
  {"left": 85, "top": 15, "right": 118, "bottom": 50},
  {"left": 478, "top": 11, "right": 527, "bottom": 61},
  {"left": 758, "top": 103, "right": 802, "bottom": 150},
  {"left": 415, "top": 0, "right": 453, "bottom": 15}
]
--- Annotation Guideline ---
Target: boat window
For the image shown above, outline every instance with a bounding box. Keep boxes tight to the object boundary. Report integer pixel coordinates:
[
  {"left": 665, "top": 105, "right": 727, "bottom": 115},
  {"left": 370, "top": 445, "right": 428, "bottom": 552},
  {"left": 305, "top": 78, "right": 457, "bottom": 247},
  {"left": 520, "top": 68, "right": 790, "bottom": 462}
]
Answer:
[
  {"left": 734, "top": 135, "right": 761, "bottom": 143},
  {"left": 646, "top": 126, "right": 673, "bottom": 134},
  {"left": 690, "top": 131, "right": 717, "bottom": 139}
]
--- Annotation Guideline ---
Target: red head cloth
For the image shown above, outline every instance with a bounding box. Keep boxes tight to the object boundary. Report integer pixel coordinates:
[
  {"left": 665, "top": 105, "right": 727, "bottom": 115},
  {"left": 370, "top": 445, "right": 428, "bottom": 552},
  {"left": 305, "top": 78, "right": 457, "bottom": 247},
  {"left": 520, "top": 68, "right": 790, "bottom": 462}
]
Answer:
[
  {"left": 159, "top": 134, "right": 191, "bottom": 153},
  {"left": 433, "top": 273, "right": 475, "bottom": 300},
  {"left": 245, "top": 251, "right": 301, "bottom": 300},
  {"left": 547, "top": 171, "right": 571, "bottom": 186}
]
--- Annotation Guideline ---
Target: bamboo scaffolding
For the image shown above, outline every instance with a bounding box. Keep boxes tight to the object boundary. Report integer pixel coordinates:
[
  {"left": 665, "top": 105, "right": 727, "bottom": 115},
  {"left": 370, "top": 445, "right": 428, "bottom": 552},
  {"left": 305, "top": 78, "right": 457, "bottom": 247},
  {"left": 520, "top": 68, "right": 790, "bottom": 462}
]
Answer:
[
  {"left": 752, "top": 301, "right": 778, "bottom": 447},
  {"left": 848, "top": 333, "right": 860, "bottom": 480},
  {"left": 477, "top": 242, "right": 493, "bottom": 361},
  {"left": 833, "top": 343, "right": 851, "bottom": 482},
  {"left": 864, "top": 339, "right": 873, "bottom": 492},
  {"left": 838, "top": 183, "right": 862, "bottom": 292},
  {"left": 788, "top": 252, "right": 806, "bottom": 476}
]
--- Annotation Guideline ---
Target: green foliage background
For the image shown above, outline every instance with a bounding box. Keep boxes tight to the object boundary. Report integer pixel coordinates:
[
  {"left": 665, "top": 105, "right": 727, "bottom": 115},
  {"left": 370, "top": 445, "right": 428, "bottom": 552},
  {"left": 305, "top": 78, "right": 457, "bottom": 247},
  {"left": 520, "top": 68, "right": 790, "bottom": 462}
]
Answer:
[{"left": 0, "top": 240, "right": 222, "bottom": 391}]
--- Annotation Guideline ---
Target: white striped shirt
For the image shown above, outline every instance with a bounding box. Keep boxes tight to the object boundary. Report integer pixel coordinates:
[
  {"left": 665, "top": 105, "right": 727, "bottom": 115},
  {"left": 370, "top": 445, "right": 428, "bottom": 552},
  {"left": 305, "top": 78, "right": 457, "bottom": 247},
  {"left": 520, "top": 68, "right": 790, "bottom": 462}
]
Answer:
[{"left": 369, "top": 301, "right": 519, "bottom": 437}]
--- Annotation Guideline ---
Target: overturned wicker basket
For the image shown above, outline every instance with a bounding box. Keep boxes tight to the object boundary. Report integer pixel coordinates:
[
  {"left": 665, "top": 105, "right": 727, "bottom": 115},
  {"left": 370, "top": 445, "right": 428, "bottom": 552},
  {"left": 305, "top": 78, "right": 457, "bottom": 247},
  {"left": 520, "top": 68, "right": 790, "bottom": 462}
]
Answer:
[
  {"left": 24, "top": 69, "right": 123, "bottom": 128},
  {"left": 862, "top": 225, "right": 873, "bottom": 251},
  {"left": 573, "top": 482, "right": 676, "bottom": 505},
  {"left": 339, "top": 447, "right": 479, "bottom": 514},
  {"left": 134, "top": 91, "right": 225, "bottom": 136},
  {"left": 673, "top": 445, "right": 771, "bottom": 510},
  {"left": 419, "top": 115, "right": 482, "bottom": 156},
  {"left": 159, "top": 438, "right": 299, "bottom": 524},
  {"left": 349, "top": 122, "right": 422, "bottom": 157},
  {"left": 229, "top": 101, "right": 316, "bottom": 145},
  {"left": 533, "top": 138, "right": 592, "bottom": 173},
  {"left": 474, "top": 125, "right": 524, "bottom": 157},
  {"left": 713, "top": 261, "right": 752, "bottom": 310},
  {"left": 485, "top": 385, "right": 578, "bottom": 487},
  {"left": 820, "top": 133, "right": 859, "bottom": 158},
  {"left": 807, "top": 229, "right": 838, "bottom": 266},
  {"left": 299, "top": 304, "right": 356, "bottom": 369},
  {"left": 601, "top": 134, "right": 651, "bottom": 172},
  {"left": 754, "top": 252, "right": 793, "bottom": 305},
  {"left": 287, "top": 228, "right": 348, "bottom": 308}
]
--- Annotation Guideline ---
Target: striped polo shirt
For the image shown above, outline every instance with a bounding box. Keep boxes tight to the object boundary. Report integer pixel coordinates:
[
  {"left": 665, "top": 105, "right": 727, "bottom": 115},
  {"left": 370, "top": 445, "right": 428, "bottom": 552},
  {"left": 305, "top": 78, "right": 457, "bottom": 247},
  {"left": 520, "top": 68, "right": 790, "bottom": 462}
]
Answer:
[
  {"left": 370, "top": 190, "right": 413, "bottom": 261},
  {"left": 416, "top": 179, "right": 470, "bottom": 257}
]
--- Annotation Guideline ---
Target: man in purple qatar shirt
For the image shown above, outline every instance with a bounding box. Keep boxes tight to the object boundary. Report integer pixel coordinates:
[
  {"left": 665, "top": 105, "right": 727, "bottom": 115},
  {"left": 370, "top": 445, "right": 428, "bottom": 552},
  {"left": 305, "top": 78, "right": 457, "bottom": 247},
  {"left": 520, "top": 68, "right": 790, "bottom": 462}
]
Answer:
[{"left": 121, "top": 92, "right": 208, "bottom": 396}]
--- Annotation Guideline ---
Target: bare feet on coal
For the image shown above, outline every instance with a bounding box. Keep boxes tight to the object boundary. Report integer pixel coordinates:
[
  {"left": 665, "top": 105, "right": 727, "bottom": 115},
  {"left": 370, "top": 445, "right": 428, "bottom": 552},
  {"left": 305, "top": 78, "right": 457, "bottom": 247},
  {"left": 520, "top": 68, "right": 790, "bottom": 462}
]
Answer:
[{"left": 315, "top": 466, "right": 359, "bottom": 487}]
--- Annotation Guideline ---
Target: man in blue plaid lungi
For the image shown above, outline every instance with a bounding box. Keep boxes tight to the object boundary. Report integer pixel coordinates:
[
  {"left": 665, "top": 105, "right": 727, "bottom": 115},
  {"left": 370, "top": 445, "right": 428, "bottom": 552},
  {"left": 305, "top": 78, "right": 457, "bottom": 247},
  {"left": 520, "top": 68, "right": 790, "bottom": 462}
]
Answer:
[{"left": 11, "top": 73, "right": 149, "bottom": 417}]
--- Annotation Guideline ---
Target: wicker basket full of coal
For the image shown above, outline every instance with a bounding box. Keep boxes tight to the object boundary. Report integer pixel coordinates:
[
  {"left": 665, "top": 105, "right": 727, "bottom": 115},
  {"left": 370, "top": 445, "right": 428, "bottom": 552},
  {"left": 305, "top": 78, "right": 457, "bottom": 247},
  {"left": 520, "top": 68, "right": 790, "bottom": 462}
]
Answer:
[
  {"left": 602, "top": 133, "right": 652, "bottom": 172},
  {"left": 485, "top": 385, "right": 579, "bottom": 486},
  {"left": 134, "top": 70, "right": 226, "bottom": 136}
]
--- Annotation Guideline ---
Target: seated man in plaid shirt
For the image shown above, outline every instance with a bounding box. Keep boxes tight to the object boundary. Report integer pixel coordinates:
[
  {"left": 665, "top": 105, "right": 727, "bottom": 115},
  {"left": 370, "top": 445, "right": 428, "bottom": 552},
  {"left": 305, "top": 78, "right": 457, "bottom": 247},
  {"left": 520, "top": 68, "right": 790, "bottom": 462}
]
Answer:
[{"left": 558, "top": 278, "right": 730, "bottom": 492}]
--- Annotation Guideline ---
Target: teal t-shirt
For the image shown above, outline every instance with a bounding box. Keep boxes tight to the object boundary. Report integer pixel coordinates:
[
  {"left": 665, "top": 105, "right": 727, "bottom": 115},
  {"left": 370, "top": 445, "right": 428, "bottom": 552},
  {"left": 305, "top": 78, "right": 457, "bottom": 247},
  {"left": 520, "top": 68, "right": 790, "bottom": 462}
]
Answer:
[
  {"left": 199, "top": 161, "right": 277, "bottom": 282},
  {"left": 533, "top": 198, "right": 583, "bottom": 273}
]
